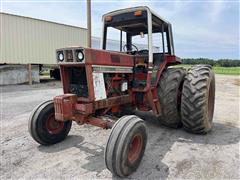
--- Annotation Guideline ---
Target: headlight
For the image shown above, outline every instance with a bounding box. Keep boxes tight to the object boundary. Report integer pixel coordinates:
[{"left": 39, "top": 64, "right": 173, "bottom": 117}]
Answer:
[
  {"left": 58, "top": 52, "right": 64, "bottom": 61},
  {"left": 76, "top": 50, "right": 84, "bottom": 62}
]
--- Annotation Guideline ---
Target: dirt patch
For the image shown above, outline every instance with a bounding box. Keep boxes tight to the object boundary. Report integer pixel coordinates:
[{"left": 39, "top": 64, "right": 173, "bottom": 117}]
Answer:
[{"left": 233, "top": 79, "right": 240, "bottom": 86}]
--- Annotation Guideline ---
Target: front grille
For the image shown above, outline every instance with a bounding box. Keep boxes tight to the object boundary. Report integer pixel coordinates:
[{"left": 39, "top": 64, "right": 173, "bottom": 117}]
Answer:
[
  {"left": 68, "top": 67, "right": 88, "bottom": 97},
  {"left": 66, "top": 50, "right": 73, "bottom": 62}
]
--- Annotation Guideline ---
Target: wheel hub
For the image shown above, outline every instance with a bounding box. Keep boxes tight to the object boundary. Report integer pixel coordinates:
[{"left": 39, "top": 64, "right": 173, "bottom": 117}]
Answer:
[
  {"left": 127, "top": 134, "right": 143, "bottom": 163},
  {"left": 46, "top": 114, "right": 64, "bottom": 134}
]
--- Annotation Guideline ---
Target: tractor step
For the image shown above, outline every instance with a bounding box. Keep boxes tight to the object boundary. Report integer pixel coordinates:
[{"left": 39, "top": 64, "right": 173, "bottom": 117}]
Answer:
[{"left": 147, "top": 88, "right": 161, "bottom": 116}]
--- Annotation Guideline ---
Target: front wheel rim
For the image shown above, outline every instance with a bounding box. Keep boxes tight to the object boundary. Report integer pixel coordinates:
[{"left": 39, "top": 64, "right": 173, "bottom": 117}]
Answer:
[
  {"left": 45, "top": 114, "right": 64, "bottom": 134},
  {"left": 127, "top": 134, "right": 143, "bottom": 163}
]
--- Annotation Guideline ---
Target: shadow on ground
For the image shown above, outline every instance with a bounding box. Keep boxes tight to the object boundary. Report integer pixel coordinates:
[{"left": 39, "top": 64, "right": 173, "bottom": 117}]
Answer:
[{"left": 38, "top": 111, "right": 240, "bottom": 179}]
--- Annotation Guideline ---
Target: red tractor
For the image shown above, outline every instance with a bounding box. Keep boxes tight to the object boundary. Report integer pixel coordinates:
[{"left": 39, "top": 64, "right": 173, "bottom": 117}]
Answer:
[{"left": 29, "top": 6, "right": 215, "bottom": 177}]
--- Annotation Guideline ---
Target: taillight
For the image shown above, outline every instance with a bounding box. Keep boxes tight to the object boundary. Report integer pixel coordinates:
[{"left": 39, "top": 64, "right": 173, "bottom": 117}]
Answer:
[
  {"left": 134, "top": 10, "right": 142, "bottom": 16},
  {"left": 105, "top": 16, "right": 112, "bottom": 22}
]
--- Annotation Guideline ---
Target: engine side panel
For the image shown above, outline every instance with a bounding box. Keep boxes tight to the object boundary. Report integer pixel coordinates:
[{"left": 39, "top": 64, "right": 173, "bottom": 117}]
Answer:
[{"left": 85, "top": 48, "right": 134, "bottom": 67}]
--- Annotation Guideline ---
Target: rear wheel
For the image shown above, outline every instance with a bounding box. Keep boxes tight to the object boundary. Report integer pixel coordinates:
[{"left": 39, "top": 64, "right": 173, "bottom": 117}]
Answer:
[
  {"left": 105, "top": 115, "right": 147, "bottom": 177},
  {"left": 181, "top": 65, "right": 215, "bottom": 134},
  {"left": 157, "top": 67, "right": 186, "bottom": 128},
  {"left": 28, "top": 100, "right": 72, "bottom": 145}
]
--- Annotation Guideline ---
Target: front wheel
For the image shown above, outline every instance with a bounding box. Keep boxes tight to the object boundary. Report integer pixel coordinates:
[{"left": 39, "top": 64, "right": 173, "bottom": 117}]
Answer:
[
  {"left": 105, "top": 115, "right": 147, "bottom": 177},
  {"left": 28, "top": 100, "right": 72, "bottom": 145}
]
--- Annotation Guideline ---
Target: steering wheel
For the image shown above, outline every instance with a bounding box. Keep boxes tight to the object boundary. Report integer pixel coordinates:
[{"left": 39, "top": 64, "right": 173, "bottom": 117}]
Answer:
[{"left": 123, "top": 44, "right": 139, "bottom": 53}]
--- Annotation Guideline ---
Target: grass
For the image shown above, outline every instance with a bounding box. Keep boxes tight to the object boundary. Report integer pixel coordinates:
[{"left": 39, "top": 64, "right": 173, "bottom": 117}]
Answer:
[
  {"left": 176, "top": 64, "right": 240, "bottom": 75},
  {"left": 213, "top": 67, "right": 240, "bottom": 75}
]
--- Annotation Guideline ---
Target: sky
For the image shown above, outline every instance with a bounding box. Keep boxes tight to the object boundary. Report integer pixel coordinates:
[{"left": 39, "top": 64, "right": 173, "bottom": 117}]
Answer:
[{"left": 1, "top": 0, "right": 239, "bottom": 59}]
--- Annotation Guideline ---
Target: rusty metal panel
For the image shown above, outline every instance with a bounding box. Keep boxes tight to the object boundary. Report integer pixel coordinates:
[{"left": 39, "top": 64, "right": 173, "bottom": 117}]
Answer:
[
  {"left": 94, "top": 95, "right": 131, "bottom": 110},
  {"left": 53, "top": 94, "right": 77, "bottom": 121},
  {"left": 0, "top": 13, "right": 87, "bottom": 64}
]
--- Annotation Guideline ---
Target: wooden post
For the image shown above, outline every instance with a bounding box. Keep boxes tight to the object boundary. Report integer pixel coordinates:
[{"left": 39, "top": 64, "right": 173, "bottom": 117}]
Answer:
[{"left": 28, "top": 64, "right": 32, "bottom": 85}]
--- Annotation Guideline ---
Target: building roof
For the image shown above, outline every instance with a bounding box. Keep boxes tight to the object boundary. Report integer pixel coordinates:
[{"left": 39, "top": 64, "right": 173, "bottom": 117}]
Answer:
[{"left": 0, "top": 12, "right": 87, "bottom": 30}]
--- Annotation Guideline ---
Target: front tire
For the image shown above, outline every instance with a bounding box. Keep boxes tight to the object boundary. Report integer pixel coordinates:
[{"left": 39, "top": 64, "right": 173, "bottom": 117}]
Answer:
[
  {"left": 28, "top": 100, "right": 72, "bottom": 145},
  {"left": 157, "top": 67, "right": 186, "bottom": 128},
  {"left": 105, "top": 115, "right": 147, "bottom": 177},
  {"left": 181, "top": 65, "right": 215, "bottom": 134}
]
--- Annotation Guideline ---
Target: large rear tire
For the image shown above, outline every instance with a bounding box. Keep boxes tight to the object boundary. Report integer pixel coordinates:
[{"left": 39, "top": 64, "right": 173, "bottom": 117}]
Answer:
[
  {"left": 105, "top": 115, "right": 147, "bottom": 177},
  {"left": 28, "top": 100, "right": 72, "bottom": 145},
  {"left": 157, "top": 67, "right": 186, "bottom": 128},
  {"left": 181, "top": 65, "right": 215, "bottom": 134}
]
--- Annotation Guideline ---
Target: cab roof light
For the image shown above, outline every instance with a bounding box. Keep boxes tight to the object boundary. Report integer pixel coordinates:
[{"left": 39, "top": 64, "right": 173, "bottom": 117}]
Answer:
[
  {"left": 105, "top": 16, "right": 112, "bottom": 22},
  {"left": 134, "top": 10, "right": 142, "bottom": 16}
]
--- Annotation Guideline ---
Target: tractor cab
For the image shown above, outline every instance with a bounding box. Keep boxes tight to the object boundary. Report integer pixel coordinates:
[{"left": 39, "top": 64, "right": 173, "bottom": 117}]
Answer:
[
  {"left": 102, "top": 6, "right": 180, "bottom": 88},
  {"left": 102, "top": 6, "right": 175, "bottom": 58}
]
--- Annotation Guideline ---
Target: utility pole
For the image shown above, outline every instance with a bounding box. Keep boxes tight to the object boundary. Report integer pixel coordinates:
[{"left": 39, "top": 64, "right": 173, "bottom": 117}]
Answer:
[{"left": 87, "top": 0, "right": 91, "bottom": 47}]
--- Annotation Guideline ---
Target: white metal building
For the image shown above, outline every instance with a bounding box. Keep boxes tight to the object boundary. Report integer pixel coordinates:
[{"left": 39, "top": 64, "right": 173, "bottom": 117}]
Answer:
[{"left": 0, "top": 12, "right": 88, "bottom": 65}]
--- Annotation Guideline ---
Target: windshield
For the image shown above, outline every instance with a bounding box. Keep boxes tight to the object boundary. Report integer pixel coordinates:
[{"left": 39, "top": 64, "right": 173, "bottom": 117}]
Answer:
[
  {"left": 105, "top": 27, "right": 126, "bottom": 51},
  {"left": 132, "top": 34, "right": 148, "bottom": 51}
]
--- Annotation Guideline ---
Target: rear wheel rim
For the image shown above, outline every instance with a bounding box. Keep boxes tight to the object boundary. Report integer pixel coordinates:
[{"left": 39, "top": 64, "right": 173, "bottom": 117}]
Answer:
[
  {"left": 208, "top": 80, "right": 214, "bottom": 122},
  {"left": 127, "top": 134, "right": 143, "bottom": 163},
  {"left": 46, "top": 114, "right": 64, "bottom": 134}
]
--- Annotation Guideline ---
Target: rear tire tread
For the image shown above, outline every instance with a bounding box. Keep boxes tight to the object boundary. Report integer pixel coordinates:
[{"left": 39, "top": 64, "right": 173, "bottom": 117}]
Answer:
[
  {"left": 157, "top": 67, "right": 186, "bottom": 128},
  {"left": 181, "top": 65, "right": 215, "bottom": 134}
]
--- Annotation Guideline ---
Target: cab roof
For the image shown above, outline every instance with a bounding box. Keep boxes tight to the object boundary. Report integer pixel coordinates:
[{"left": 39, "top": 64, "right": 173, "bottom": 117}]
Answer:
[
  {"left": 102, "top": 6, "right": 171, "bottom": 35},
  {"left": 103, "top": 6, "right": 169, "bottom": 24}
]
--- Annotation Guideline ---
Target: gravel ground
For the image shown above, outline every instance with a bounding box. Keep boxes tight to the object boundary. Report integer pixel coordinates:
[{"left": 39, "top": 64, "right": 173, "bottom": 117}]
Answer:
[{"left": 1, "top": 74, "right": 239, "bottom": 180}]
